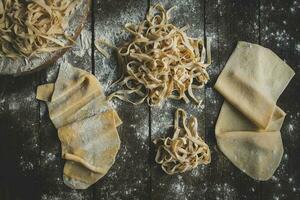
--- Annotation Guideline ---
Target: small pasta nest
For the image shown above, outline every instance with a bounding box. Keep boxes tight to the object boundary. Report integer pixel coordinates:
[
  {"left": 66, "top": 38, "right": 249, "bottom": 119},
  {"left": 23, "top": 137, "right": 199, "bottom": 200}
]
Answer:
[
  {"left": 0, "top": 0, "right": 80, "bottom": 59},
  {"left": 109, "top": 3, "right": 211, "bottom": 106},
  {"left": 153, "top": 109, "right": 211, "bottom": 175}
]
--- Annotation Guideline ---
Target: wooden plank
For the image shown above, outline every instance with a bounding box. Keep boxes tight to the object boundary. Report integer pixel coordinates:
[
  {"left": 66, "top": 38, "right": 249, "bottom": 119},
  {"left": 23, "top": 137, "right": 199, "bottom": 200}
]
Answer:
[
  {"left": 0, "top": 1, "right": 94, "bottom": 199},
  {"left": 37, "top": 14, "right": 94, "bottom": 200},
  {"left": 205, "top": 0, "right": 261, "bottom": 199},
  {"left": 0, "top": 73, "right": 40, "bottom": 200},
  {"left": 260, "top": 0, "right": 300, "bottom": 199},
  {"left": 149, "top": 1, "right": 208, "bottom": 200},
  {"left": 93, "top": 0, "right": 150, "bottom": 199}
]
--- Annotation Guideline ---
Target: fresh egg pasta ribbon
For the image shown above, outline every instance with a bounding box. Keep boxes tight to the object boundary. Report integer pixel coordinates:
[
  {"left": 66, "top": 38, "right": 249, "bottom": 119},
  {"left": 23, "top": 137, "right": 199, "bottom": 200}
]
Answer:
[
  {"left": 154, "top": 108, "right": 211, "bottom": 175},
  {"left": 0, "top": 0, "right": 81, "bottom": 58},
  {"left": 104, "top": 3, "right": 211, "bottom": 106}
]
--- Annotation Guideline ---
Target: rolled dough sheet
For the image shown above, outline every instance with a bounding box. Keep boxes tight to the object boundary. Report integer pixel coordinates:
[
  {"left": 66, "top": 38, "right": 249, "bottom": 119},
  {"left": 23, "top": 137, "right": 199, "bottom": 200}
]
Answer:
[
  {"left": 215, "top": 41, "right": 295, "bottom": 180},
  {"left": 37, "top": 63, "right": 122, "bottom": 189}
]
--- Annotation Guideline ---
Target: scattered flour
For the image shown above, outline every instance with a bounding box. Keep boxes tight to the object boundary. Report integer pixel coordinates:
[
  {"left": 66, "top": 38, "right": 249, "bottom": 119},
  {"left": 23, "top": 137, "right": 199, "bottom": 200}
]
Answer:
[
  {"left": 290, "top": 7, "right": 296, "bottom": 13},
  {"left": 274, "top": 30, "right": 290, "bottom": 47},
  {"left": 94, "top": 1, "right": 145, "bottom": 92},
  {"left": 296, "top": 43, "right": 300, "bottom": 53},
  {"left": 72, "top": 29, "right": 92, "bottom": 57},
  {"left": 43, "top": 152, "right": 57, "bottom": 164},
  {"left": 19, "top": 156, "right": 34, "bottom": 172},
  {"left": 171, "top": 181, "right": 185, "bottom": 195},
  {"left": 271, "top": 5, "right": 275, "bottom": 11},
  {"left": 9, "top": 101, "right": 20, "bottom": 111},
  {"left": 135, "top": 130, "right": 149, "bottom": 142},
  {"left": 284, "top": 115, "right": 299, "bottom": 141},
  {"left": 151, "top": 111, "right": 173, "bottom": 138},
  {"left": 39, "top": 102, "right": 47, "bottom": 117},
  {"left": 41, "top": 191, "right": 84, "bottom": 200},
  {"left": 213, "top": 183, "right": 237, "bottom": 200},
  {"left": 288, "top": 123, "right": 294, "bottom": 132},
  {"left": 39, "top": 1, "right": 300, "bottom": 199}
]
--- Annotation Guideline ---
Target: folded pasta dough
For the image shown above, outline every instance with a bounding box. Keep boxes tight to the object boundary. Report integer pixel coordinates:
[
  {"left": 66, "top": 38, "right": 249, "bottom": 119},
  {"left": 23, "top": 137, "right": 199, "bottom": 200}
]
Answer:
[
  {"left": 60, "top": 110, "right": 121, "bottom": 189},
  {"left": 215, "top": 41, "right": 295, "bottom": 180},
  {"left": 36, "top": 64, "right": 122, "bottom": 189}
]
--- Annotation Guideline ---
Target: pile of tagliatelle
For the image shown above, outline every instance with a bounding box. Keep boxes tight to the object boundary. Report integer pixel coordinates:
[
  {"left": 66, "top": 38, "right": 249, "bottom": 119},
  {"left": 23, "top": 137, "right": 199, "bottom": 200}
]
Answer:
[
  {"left": 154, "top": 109, "right": 211, "bottom": 175},
  {"left": 100, "top": 3, "right": 211, "bottom": 106},
  {"left": 0, "top": 0, "right": 80, "bottom": 59}
]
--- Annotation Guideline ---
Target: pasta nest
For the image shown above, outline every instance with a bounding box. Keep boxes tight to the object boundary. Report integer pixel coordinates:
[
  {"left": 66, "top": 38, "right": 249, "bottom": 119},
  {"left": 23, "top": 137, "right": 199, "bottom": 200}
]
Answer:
[
  {"left": 154, "top": 108, "right": 211, "bottom": 175},
  {"left": 0, "top": 0, "right": 80, "bottom": 58},
  {"left": 109, "top": 4, "right": 211, "bottom": 106}
]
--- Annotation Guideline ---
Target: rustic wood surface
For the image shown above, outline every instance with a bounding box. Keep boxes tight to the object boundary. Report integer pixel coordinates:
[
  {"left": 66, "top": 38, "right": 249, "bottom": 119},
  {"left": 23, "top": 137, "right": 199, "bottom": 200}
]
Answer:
[{"left": 0, "top": 0, "right": 299, "bottom": 199}]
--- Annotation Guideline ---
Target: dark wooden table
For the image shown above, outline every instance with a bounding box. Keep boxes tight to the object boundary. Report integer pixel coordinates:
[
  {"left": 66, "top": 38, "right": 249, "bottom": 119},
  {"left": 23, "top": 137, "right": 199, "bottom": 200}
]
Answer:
[{"left": 0, "top": 0, "right": 299, "bottom": 199}]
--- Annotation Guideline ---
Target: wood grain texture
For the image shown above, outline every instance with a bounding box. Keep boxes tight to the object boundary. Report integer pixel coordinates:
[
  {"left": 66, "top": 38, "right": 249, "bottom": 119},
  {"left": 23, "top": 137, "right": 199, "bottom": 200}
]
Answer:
[
  {"left": 205, "top": 0, "right": 261, "bottom": 199},
  {"left": 0, "top": 73, "right": 40, "bottom": 200},
  {"left": 0, "top": 0, "right": 299, "bottom": 199},
  {"left": 260, "top": 0, "right": 300, "bottom": 199},
  {"left": 149, "top": 1, "right": 208, "bottom": 200},
  {"left": 93, "top": 0, "right": 150, "bottom": 199}
]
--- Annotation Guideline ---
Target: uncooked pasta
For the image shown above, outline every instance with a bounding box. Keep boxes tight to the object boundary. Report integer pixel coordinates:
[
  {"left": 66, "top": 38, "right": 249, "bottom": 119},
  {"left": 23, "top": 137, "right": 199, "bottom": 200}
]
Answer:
[
  {"left": 154, "top": 108, "right": 211, "bottom": 175},
  {"left": 0, "top": 0, "right": 80, "bottom": 58},
  {"left": 108, "top": 3, "right": 211, "bottom": 106}
]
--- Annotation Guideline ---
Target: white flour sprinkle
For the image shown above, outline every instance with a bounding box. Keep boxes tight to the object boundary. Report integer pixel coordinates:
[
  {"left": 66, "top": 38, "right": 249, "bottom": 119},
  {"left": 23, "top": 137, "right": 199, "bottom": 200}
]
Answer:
[
  {"left": 72, "top": 29, "right": 92, "bottom": 57},
  {"left": 171, "top": 182, "right": 185, "bottom": 194},
  {"left": 9, "top": 102, "right": 20, "bottom": 111},
  {"left": 135, "top": 130, "right": 149, "bottom": 142},
  {"left": 271, "top": 176, "right": 279, "bottom": 182},
  {"left": 94, "top": 3, "right": 145, "bottom": 92},
  {"left": 94, "top": 3, "right": 152, "bottom": 145},
  {"left": 290, "top": 7, "right": 296, "bottom": 13},
  {"left": 20, "top": 156, "right": 34, "bottom": 171},
  {"left": 44, "top": 153, "right": 56, "bottom": 164},
  {"left": 288, "top": 124, "right": 294, "bottom": 132},
  {"left": 296, "top": 43, "right": 300, "bottom": 53},
  {"left": 41, "top": 191, "right": 84, "bottom": 200},
  {"left": 213, "top": 183, "right": 237, "bottom": 200}
]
